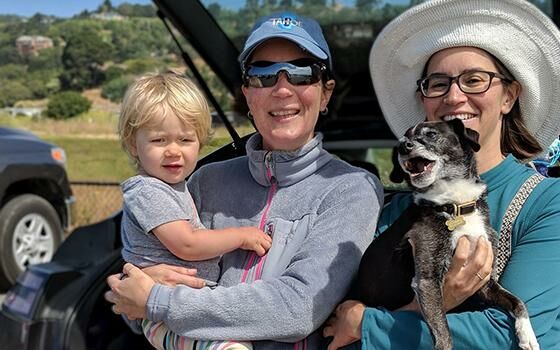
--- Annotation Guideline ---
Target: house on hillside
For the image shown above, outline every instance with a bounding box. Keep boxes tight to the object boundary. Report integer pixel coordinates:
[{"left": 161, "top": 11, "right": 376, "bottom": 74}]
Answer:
[{"left": 15, "top": 35, "right": 53, "bottom": 56}]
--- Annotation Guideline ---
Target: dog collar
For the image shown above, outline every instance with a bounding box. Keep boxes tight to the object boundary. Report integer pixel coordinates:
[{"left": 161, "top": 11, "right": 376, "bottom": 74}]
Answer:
[
  {"left": 435, "top": 201, "right": 478, "bottom": 216},
  {"left": 417, "top": 199, "right": 481, "bottom": 231},
  {"left": 417, "top": 199, "right": 479, "bottom": 215}
]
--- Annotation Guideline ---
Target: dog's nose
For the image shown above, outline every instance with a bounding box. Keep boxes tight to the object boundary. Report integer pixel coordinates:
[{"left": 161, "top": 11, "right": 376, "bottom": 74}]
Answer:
[{"left": 399, "top": 139, "right": 414, "bottom": 154}]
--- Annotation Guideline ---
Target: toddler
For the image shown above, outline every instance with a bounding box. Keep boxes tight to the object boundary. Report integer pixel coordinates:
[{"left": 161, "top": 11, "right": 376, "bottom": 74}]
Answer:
[{"left": 118, "top": 72, "right": 271, "bottom": 350}]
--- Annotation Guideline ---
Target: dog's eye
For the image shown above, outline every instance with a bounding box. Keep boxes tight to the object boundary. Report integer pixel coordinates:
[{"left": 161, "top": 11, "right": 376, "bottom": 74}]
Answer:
[{"left": 425, "top": 130, "right": 438, "bottom": 139}]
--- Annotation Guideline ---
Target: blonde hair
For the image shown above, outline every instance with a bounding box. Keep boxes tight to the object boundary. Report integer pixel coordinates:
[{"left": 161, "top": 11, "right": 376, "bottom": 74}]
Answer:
[{"left": 118, "top": 72, "right": 212, "bottom": 168}]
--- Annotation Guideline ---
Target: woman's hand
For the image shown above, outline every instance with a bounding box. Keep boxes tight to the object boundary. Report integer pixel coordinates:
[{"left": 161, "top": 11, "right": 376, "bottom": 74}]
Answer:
[
  {"left": 401, "top": 236, "right": 494, "bottom": 313},
  {"left": 105, "top": 263, "right": 155, "bottom": 320},
  {"left": 442, "top": 236, "right": 493, "bottom": 311},
  {"left": 142, "top": 263, "right": 205, "bottom": 288},
  {"left": 323, "top": 300, "right": 366, "bottom": 350}
]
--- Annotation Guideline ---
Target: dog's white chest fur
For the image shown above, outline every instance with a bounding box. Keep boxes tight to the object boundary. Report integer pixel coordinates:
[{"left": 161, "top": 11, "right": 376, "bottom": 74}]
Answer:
[{"left": 415, "top": 179, "right": 489, "bottom": 251}]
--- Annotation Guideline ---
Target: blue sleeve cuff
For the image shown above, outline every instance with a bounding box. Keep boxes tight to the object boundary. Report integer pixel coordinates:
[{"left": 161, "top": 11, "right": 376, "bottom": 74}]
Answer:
[{"left": 146, "top": 283, "right": 173, "bottom": 322}]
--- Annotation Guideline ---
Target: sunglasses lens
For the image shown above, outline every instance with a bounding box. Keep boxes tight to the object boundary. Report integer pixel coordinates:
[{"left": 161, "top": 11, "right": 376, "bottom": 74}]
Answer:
[
  {"left": 247, "top": 74, "right": 277, "bottom": 88},
  {"left": 245, "top": 60, "right": 323, "bottom": 88}
]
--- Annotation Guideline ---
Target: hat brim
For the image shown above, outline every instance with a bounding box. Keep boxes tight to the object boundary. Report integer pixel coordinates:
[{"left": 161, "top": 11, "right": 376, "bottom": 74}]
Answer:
[
  {"left": 369, "top": 0, "right": 560, "bottom": 151},
  {"left": 239, "top": 33, "right": 329, "bottom": 66}
]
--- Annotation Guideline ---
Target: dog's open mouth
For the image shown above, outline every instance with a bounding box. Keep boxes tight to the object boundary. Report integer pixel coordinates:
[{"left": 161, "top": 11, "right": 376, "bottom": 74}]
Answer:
[{"left": 403, "top": 157, "right": 435, "bottom": 177}]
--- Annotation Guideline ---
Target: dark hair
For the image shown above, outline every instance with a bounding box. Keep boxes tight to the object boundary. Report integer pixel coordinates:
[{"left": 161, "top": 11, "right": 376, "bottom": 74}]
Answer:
[
  {"left": 491, "top": 57, "right": 543, "bottom": 159},
  {"left": 421, "top": 49, "right": 542, "bottom": 160}
]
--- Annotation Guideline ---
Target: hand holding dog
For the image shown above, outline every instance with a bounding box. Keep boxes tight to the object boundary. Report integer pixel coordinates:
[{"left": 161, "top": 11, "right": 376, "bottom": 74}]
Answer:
[
  {"left": 325, "top": 236, "right": 494, "bottom": 348},
  {"left": 443, "top": 236, "right": 494, "bottom": 310},
  {"left": 400, "top": 236, "right": 493, "bottom": 312},
  {"left": 323, "top": 299, "right": 366, "bottom": 350}
]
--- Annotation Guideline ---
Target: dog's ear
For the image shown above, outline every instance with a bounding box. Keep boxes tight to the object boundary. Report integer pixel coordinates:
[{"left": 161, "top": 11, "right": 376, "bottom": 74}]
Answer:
[
  {"left": 464, "top": 127, "right": 480, "bottom": 152},
  {"left": 448, "top": 119, "right": 481, "bottom": 152},
  {"left": 389, "top": 146, "right": 407, "bottom": 183}
]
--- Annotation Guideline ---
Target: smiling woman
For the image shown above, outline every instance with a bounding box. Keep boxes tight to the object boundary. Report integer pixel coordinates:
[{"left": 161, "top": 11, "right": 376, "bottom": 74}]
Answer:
[
  {"left": 105, "top": 11, "right": 383, "bottom": 350},
  {"left": 241, "top": 38, "right": 334, "bottom": 152},
  {"left": 421, "top": 47, "right": 522, "bottom": 174},
  {"left": 326, "top": 0, "right": 560, "bottom": 349}
]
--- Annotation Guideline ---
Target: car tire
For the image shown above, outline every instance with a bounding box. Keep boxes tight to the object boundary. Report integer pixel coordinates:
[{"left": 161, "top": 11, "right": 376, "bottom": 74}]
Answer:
[{"left": 0, "top": 194, "right": 63, "bottom": 291}]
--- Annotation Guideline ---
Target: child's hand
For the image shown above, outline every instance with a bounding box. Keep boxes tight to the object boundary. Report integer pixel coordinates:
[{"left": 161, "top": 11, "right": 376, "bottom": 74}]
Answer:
[{"left": 240, "top": 227, "right": 273, "bottom": 256}]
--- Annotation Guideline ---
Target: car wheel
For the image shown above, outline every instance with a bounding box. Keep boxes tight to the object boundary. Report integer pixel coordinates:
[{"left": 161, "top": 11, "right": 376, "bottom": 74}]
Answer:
[{"left": 0, "top": 194, "right": 63, "bottom": 290}]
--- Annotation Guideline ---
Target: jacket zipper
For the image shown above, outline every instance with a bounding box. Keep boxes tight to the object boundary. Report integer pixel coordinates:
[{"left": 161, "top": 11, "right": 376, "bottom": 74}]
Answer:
[
  {"left": 241, "top": 153, "right": 307, "bottom": 349},
  {"left": 241, "top": 151, "right": 277, "bottom": 283}
]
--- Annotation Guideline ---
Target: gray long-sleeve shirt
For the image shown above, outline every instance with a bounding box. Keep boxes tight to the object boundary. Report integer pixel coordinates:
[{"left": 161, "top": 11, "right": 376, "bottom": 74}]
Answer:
[{"left": 146, "top": 133, "right": 383, "bottom": 349}]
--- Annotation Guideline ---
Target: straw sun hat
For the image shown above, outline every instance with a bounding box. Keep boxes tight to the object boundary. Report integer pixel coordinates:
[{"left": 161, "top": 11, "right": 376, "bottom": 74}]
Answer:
[{"left": 369, "top": 0, "right": 560, "bottom": 151}]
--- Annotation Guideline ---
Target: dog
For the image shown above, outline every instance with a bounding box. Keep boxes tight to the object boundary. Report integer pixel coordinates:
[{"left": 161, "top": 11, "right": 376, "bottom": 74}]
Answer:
[{"left": 350, "top": 119, "right": 539, "bottom": 350}]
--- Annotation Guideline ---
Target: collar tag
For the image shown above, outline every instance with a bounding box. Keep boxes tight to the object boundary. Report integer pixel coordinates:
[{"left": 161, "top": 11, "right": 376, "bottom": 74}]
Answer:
[
  {"left": 446, "top": 215, "right": 466, "bottom": 231},
  {"left": 445, "top": 201, "right": 476, "bottom": 231}
]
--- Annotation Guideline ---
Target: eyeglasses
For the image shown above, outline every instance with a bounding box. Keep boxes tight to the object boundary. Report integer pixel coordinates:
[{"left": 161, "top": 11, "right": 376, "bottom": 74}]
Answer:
[
  {"left": 416, "top": 70, "right": 512, "bottom": 98},
  {"left": 243, "top": 58, "right": 327, "bottom": 88}
]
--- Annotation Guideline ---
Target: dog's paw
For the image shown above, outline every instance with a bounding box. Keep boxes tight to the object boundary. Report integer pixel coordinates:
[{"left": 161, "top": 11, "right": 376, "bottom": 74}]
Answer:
[
  {"left": 516, "top": 317, "right": 539, "bottom": 350},
  {"left": 518, "top": 338, "right": 539, "bottom": 350}
]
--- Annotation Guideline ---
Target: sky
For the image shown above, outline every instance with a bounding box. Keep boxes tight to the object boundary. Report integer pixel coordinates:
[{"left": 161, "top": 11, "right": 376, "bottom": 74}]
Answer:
[{"left": 0, "top": 0, "right": 153, "bottom": 18}]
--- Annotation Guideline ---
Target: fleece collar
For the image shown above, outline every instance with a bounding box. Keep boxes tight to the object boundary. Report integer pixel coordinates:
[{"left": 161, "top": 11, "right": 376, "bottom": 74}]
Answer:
[{"left": 246, "top": 133, "right": 332, "bottom": 187}]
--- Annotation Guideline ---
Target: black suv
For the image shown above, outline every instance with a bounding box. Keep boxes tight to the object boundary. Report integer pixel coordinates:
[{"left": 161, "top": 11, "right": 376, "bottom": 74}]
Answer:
[
  {"left": 0, "top": 127, "right": 74, "bottom": 291},
  {"left": 0, "top": 1, "right": 557, "bottom": 349}
]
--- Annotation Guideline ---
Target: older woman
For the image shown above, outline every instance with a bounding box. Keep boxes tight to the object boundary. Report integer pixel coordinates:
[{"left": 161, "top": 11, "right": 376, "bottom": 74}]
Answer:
[
  {"left": 105, "top": 12, "right": 383, "bottom": 349},
  {"left": 325, "top": 0, "right": 560, "bottom": 349}
]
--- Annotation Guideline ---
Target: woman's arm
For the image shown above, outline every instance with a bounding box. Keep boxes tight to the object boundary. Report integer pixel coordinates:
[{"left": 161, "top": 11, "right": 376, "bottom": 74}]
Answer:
[
  {"left": 360, "top": 183, "right": 560, "bottom": 349},
  {"left": 324, "top": 236, "right": 493, "bottom": 349}
]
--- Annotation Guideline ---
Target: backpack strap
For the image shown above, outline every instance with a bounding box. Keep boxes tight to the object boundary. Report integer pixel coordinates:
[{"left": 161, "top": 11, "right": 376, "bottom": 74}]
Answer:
[{"left": 495, "top": 173, "right": 545, "bottom": 280}]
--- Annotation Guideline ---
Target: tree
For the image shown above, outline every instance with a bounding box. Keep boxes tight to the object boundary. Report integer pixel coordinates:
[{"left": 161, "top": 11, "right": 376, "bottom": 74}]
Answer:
[
  {"left": 116, "top": 3, "right": 156, "bottom": 17},
  {"left": 26, "top": 69, "right": 60, "bottom": 98},
  {"left": 0, "top": 46, "right": 22, "bottom": 65},
  {"left": 0, "top": 80, "right": 33, "bottom": 107},
  {"left": 101, "top": 76, "right": 132, "bottom": 103},
  {"left": 356, "top": 0, "right": 381, "bottom": 10},
  {"left": 0, "top": 64, "right": 27, "bottom": 81},
  {"left": 46, "top": 91, "right": 91, "bottom": 119},
  {"left": 207, "top": 3, "right": 222, "bottom": 17},
  {"left": 98, "top": 0, "right": 114, "bottom": 13},
  {"left": 124, "top": 57, "right": 164, "bottom": 74},
  {"left": 279, "top": 0, "right": 294, "bottom": 6},
  {"left": 27, "top": 47, "right": 62, "bottom": 71},
  {"left": 59, "top": 28, "right": 113, "bottom": 90},
  {"left": 104, "top": 65, "right": 126, "bottom": 81},
  {"left": 108, "top": 18, "right": 170, "bottom": 61}
]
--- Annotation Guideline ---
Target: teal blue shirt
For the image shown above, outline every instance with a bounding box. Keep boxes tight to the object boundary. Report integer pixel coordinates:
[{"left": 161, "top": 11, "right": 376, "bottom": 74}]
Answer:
[{"left": 361, "top": 155, "right": 560, "bottom": 349}]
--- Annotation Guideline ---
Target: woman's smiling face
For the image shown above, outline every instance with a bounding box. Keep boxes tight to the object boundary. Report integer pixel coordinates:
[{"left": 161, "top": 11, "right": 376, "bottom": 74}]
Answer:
[
  {"left": 421, "top": 47, "right": 520, "bottom": 159},
  {"left": 241, "top": 38, "right": 333, "bottom": 151}
]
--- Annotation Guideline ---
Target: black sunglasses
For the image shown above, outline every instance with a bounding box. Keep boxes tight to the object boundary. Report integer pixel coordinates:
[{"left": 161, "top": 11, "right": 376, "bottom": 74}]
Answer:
[{"left": 243, "top": 58, "right": 327, "bottom": 88}]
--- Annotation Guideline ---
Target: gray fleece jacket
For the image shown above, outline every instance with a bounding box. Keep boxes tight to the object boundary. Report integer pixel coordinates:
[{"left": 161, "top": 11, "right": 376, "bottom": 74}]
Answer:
[{"left": 146, "top": 133, "right": 383, "bottom": 349}]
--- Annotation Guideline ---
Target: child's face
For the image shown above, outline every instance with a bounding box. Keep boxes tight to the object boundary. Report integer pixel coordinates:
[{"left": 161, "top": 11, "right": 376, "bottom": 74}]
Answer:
[{"left": 131, "top": 108, "right": 200, "bottom": 184}]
